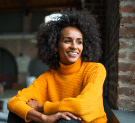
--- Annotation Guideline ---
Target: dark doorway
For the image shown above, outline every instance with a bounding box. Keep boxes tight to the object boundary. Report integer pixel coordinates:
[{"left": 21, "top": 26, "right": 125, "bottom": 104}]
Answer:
[{"left": 0, "top": 48, "right": 17, "bottom": 89}]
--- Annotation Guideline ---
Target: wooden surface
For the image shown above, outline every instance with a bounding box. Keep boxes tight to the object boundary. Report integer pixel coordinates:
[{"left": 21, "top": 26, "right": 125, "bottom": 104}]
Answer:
[{"left": 0, "top": 0, "right": 81, "bottom": 13}]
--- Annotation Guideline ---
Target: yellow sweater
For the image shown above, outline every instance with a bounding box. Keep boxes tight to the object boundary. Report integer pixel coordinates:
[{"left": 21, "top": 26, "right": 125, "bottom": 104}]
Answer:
[{"left": 7, "top": 58, "right": 107, "bottom": 123}]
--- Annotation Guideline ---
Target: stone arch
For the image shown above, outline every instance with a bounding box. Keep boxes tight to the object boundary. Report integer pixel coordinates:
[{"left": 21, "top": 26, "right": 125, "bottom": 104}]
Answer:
[{"left": 0, "top": 47, "right": 18, "bottom": 89}]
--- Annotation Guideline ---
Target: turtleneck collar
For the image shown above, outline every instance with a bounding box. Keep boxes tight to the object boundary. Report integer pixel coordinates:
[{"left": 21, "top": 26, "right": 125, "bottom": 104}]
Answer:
[{"left": 58, "top": 58, "right": 82, "bottom": 75}]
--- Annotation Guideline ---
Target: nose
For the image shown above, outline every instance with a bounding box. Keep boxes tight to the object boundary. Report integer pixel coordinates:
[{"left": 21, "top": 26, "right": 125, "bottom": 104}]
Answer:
[{"left": 70, "top": 41, "right": 77, "bottom": 49}]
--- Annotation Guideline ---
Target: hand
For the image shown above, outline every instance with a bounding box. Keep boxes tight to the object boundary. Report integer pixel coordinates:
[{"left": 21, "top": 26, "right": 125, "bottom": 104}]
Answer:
[
  {"left": 41, "top": 112, "right": 81, "bottom": 123},
  {"left": 59, "top": 112, "right": 81, "bottom": 121},
  {"left": 26, "top": 99, "right": 43, "bottom": 112}
]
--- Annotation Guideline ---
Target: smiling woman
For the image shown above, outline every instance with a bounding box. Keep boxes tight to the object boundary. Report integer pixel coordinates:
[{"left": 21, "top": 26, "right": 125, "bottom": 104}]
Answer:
[
  {"left": 55, "top": 27, "right": 83, "bottom": 65},
  {"left": 7, "top": 8, "right": 107, "bottom": 123}
]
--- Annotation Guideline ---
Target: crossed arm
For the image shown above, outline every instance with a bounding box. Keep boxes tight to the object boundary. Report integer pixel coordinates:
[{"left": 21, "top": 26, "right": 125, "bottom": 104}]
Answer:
[
  {"left": 26, "top": 99, "right": 81, "bottom": 123},
  {"left": 26, "top": 63, "right": 106, "bottom": 122},
  {"left": 7, "top": 77, "right": 81, "bottom": 123},
  {"left": 7, "top": 63, "right": 106, "bottom": 123}
]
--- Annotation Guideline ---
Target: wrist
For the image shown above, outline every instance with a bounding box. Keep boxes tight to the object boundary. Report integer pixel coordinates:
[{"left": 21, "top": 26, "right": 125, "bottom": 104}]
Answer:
[{"left": 40, "top": 114, "right": 47, "bottom": 123}]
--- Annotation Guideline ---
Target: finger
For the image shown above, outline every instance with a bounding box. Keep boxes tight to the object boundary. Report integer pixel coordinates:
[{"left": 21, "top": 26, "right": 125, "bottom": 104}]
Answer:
[
  {"left": 65, "top": 112, "right": 78, "bottom": 120},
  {"left": 77, "top": 117, "right": 82, "bottom": 121},
  {"left": 57, "top": 113, "right": 71, "bottom": 121},
  {"left": 61, "top": 114, "right": 71, "bottom": 121}
]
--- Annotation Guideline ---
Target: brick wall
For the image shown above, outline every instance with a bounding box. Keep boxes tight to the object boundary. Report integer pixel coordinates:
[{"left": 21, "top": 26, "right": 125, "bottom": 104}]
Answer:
[
  {"left": 104, "top": 0, "right": 135, "bottom": 111},
  {"left": 118, "top": 0, "right": 135, "bottom": 110},
  {"left": 104, "top": 0, "right": 120, "bottom": 109}
]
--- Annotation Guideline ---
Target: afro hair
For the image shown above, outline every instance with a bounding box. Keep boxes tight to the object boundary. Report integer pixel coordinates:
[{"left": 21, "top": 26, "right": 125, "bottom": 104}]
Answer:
[{"left": 36, "top": 8, "right": 102, "bottom": 70}]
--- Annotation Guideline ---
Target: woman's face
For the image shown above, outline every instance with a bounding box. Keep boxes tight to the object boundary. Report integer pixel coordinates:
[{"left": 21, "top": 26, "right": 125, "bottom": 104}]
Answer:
[{"left": 55, "top": 26, "right": 83, "bottom": 65}]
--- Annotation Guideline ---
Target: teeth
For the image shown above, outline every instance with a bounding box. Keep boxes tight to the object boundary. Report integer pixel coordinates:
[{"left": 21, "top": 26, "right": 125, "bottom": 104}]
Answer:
[{"left": 69, "top": 52, "right": 77, "bottom": 54}]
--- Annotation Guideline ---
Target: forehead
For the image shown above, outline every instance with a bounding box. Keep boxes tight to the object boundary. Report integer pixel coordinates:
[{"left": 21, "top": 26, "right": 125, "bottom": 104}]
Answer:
[{"left": 61, "top": 26, "right": 83, "bottom": 37}]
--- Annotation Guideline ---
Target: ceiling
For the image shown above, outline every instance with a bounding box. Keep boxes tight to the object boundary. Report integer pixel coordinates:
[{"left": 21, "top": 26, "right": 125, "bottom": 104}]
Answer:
[{"left": 0, "top": 0, "right": 82, "bottom": 14}]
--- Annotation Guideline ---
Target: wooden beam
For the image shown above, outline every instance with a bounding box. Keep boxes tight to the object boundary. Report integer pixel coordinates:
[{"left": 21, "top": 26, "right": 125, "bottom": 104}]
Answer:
[
  {"left": 29, "top": 5, "right": 81, "bottom": 11},
  {"left": 0, "top": 0, "right": 6, "bottom": 8},
  {"left": 14, "top": 0, "right": 29, "bottom": 15},
  {"left": 0, "top": 3, "right": 81, "bottom": 13},
  {"left": 4, "top": 0, "right": 13, "bottom": 8},
  {"left": 0, "top": 8, "right": 22, "bottom": 13}
]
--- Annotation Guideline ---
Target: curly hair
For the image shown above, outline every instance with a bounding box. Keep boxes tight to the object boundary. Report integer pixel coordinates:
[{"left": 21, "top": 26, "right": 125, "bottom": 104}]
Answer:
[{"left": 36, "top": 8, "right": 102, "bottom": 70}]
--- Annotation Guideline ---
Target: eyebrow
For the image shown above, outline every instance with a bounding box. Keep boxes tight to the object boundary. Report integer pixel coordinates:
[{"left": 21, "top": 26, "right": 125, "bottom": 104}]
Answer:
[{"left": 62, "top": 37, "right": 83, "bottom": 40}]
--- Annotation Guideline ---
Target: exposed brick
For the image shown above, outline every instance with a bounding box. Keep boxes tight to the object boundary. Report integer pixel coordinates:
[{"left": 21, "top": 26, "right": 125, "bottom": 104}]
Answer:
[
  {"left": 130, "top": 74, "right": 135, "bottom": 84},
  {"left": 119, "top": 40, "right": 134, "bottom": 49},
  {"left": 106, "top": 0, "right": 135, "bottom": 111},
  {"left": 118, "top": 52, "right": 127, "bottom": 58},
  {"left": 119, "top": 5, "right": 135, "bottom": 13},
  {"left": 119, "top": 27, "right": 135, "bottom": 37},
  {"left": 118, "top": 75, "right": 130, "bottom": 83},
  {"left": 129, "top": 88, "right": 135, "bottom": 96},
  {"left": 117, "top": 99, "right": 135, "bottom": 110},
  {"left": 130, "top": 52, "right": 135, "bottom": 60},
  {"left": 130, "top": 64, "right": 135, "bottom": 85},
  {"left": 130, "top": 64, "right": 135, "bottom": 72},
  {"left": 118, "top": 62, "right": 133, "bottom": 72},
  {"left": 121, "top": 16, "right": 135, "bottom": 24},
  {"left": 118, "top": 87, "right": 135, "bottom": 96},
  {"left": 118, "top": 87, "right": 128, "bottom": 95}
]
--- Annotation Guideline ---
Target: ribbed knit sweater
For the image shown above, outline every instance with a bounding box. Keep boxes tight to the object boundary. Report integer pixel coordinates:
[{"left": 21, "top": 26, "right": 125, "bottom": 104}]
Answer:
[{"left": 7, "top": 58, "right": 107, "bottom": 123}]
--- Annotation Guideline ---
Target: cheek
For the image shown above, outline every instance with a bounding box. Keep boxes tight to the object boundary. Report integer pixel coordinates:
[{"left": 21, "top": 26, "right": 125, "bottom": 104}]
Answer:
[
  {"left": 59, "top": 44, "right": 68, "bottom": 52},
  {"left": 58, "top": 46, "right": 65, "bottom": 56},
  {"left": 80, "top": 45, "right": 83, "bottom": 52}
]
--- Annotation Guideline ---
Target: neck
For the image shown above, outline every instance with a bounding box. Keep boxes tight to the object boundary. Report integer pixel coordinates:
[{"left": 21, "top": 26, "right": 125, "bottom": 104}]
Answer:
[{"left": 59, "top": 58, "right": 82, "bottom": 75}]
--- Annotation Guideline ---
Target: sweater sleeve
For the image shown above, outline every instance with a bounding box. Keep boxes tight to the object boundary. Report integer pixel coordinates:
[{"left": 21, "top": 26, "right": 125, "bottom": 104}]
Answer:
[
  {"left": 44, "top": 63, "right": 106, "bottom": 116},
  {"left": 7, "top": 73, "right": 47, "bottom": 122}
]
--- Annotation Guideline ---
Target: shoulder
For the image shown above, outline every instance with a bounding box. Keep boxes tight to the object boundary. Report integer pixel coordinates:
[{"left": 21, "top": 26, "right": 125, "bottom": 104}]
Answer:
[
  {"left": 82, "top": 61, "right": 106, "bottom": 71},
  {"left": 37, "top": 68, "right": 56, "bottom": 79},
  {"left": 32, "top": 69, "right": 55, "bottom": 85},
  {"left": 81, "top": 61, "right": 106, "bottom": 78},
  {"left": 81, "top": 62, "right": 106, "bottom": 86}
]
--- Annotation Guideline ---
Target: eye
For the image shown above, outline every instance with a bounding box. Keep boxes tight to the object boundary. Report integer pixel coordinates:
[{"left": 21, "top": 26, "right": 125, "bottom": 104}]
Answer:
[
  {"left": 77, "top": 40, "right": 83, "bottom": 44},
  {"left": 64, "top": 40, "right": 71, "bottom": 43}
]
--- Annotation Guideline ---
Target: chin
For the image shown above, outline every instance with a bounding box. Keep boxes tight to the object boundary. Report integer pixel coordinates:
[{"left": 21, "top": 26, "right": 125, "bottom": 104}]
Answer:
[
  {"left": 61, "top": 57, "right": 80, "bottom": 65},
  {"left": 68, "top": 58, "right": 79, "bottom": 64}
]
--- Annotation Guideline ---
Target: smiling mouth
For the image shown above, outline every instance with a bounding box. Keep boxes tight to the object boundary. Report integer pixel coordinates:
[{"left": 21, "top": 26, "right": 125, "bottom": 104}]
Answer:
[
  {"left": 67, "top": 52, "right": 79, "bottom": 57},
  {"left": 69, "top": 52, "right": 78, "bottom": 55}
]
